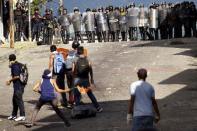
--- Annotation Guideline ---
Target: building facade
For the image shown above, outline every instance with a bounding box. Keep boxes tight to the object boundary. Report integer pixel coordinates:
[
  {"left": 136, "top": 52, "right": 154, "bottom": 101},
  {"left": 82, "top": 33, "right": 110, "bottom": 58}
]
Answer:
[{"left": 0, "top": 0, "right": 4, "bottom": 42}]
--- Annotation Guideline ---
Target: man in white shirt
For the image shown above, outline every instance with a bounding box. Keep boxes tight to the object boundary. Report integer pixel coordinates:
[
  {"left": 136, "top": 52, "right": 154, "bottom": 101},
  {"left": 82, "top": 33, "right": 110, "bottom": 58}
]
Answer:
[{"left": 127, "top": 68, "right": 160, "bottom": 131}]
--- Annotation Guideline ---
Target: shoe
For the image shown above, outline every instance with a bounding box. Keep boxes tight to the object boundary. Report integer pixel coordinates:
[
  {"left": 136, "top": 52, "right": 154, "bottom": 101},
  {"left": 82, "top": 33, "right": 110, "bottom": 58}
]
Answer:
[
  {"left": 97, "top": 107, "right": 103, "bottom": 113},
  {"left": 8, "top": 116, "right": 17, "bottom": 120},
  {"left": 15, "top": 116, "right": 26, "bottom": 121},
  {"left": 66, "top": 104, "right": 73, "bottom": 109},
  {"left": 25, "top": 123, "right": 34, "bottom": 128}
]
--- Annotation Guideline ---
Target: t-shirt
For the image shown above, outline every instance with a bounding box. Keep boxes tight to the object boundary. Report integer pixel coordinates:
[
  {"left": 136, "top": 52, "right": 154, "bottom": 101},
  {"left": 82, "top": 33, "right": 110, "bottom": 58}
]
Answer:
[
  {"left": 11, "top": 62, "right": 25, "bottom": 88},
  {"left": 130, "top": 80, "right": 155, "bottom": 117},
  {"left": 73, "top": 55, "right": 90, "bottom": 79}
]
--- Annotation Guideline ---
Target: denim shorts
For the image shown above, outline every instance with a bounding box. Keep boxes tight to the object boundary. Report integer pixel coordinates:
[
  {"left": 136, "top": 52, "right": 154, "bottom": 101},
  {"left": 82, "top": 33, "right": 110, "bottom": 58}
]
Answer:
[{"left": 132, "top": 116, "right": 153, "bottom": 131}]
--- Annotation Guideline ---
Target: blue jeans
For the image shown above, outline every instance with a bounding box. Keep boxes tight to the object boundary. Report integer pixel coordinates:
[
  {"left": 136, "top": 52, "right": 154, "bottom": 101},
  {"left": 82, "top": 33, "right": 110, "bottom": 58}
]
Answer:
[
  {"left": 132, "top": 116, "right": 153, "bottom": 131},
  {"left": 74, "top": 78, "right": 100, "bottom": 109}
]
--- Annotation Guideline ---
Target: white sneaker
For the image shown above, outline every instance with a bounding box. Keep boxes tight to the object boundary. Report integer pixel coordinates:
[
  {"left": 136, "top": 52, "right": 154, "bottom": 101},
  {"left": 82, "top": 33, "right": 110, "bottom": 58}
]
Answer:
[
  {"left": 15, "top": 116, "right": 26, "bottom": 121},
  {"left": 8, "top": 116, "right": 17, "bottom": 120}
]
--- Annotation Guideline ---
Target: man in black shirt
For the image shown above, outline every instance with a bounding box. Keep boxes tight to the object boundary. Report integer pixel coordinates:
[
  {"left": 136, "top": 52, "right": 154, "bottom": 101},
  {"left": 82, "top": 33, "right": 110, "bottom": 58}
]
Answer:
[{"left": 72, "top": 46, "right": 103, "bottom": 112}]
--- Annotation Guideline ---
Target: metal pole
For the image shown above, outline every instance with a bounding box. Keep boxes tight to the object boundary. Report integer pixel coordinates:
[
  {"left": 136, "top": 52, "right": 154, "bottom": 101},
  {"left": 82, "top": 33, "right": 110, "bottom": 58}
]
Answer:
[
  {"left": 9, "top": 0, "right": 14, "bottom": 48},
  {"left": 28, "top": 0, "right": 31, "bottom": 41}
]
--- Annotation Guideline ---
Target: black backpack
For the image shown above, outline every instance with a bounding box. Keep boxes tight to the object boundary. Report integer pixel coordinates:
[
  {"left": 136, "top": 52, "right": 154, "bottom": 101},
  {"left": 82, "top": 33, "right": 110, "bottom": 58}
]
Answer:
[
  {"left": 71, "top": 105, "right": 96, "bottom": 119},
  {"left": 75, "top": 57, "right": 90, "bottom": 78},
  {"left": 19, "top": 63, "right": 28, "bottom": 85}
]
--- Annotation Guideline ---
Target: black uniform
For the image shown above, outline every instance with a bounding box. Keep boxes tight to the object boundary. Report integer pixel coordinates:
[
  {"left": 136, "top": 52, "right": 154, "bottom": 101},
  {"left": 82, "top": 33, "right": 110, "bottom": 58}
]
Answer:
[
  {"left": 14, "top": 7, "right": 25, "bottom": 41},
  {"left": 32, "top": 12, "right": 42, "bottom": 41},
  {"left": 167, "top": 7, "right": 174, "bottom": 39},
  {"left": 174, "top": 4, "right": 182, "bottom": 38},
  {"left": 190, "top": 6, "right": 197, "bottom": 37},
  {"left": 159, "top": 6, "right": 168, "bottom": 39},
  {"left": 43, "top": 13, "right": 54, "bottom": 45}
]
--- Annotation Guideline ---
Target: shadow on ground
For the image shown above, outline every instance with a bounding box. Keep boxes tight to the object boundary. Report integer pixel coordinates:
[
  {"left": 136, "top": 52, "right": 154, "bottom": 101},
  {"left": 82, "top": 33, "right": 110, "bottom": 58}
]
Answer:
[{"left": 27, "top": 38, "right": 197, "bottom": 131}]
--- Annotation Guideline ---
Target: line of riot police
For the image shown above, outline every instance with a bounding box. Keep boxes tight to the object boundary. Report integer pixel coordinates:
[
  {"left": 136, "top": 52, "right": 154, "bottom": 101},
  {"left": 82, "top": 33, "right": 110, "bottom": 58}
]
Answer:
[
  {"left": 57, "top": 1, "right": 197, "bottom": 43},
  {"left": 13, "top": 1, "right": 197, "bottom": 44}
]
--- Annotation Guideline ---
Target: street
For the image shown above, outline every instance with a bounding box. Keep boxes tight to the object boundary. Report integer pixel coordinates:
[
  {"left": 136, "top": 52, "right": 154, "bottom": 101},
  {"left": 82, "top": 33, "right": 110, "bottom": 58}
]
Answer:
[{"left": 0, "top": 38, "right": 197, "bottom": 131}]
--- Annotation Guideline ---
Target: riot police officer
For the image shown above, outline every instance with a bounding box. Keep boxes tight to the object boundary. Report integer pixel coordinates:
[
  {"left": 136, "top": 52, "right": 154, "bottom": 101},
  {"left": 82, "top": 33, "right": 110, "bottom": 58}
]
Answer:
[
  {"left": 167, "top": 3, "right": 174, "bottom": 39},
  {"left": 174, "top": 3, "right": 182, "bottom": 38},
  {"left": 32, "top": 8, "right": 42, "bottom": 42},
  {"left": 108, "top": 6, "right": 117, "bottom": 42},
  {"left": 14, "top": 2, "right": 25, "bottom": 41},
  {"left": 105, "top": 7, "right": 110, "bottom": 42},
  {"left": 159, "top": 2, "right": 168, "bottom": 39},
  {"left": 128, "top": 3, "right": 138, "bottom": 41},
  {"left": 138, "top": 4, "right": 149, "bottom": 40},
  {"left": 190, "top": 3, "right": 197, "bottom": 37},
  {"left": 92, "top": 9, "right": 99, "bottom": 42},
  {"left": 148, "top": 5, "right": 158, "bottom": 40},
  {"left": 43, "top": 9, "right": 55, "bottom": 45},
  {"left": 83, "top": 8, "right": 95, "bottom": 43},
  {"left": 119, "top": 7, "right": 128, "bottom": 41},
  {"left": 58, "top": 8, "right": 71, "bottom": 44},
  {"left": 71, "top": 7, "right": 84, "bottom": 43},
  {"left": 114, "top": 7, "right": 120, "bottom": 41},
  {"left": 96, "top": 7, "right": 108, "bottom": 42}
]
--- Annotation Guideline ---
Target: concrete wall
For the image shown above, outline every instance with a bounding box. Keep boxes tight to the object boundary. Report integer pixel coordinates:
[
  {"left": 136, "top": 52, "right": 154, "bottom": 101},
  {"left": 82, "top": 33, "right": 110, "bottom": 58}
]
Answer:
[{"left": 0, "top": 0, "right": 4, "bottom": 41}]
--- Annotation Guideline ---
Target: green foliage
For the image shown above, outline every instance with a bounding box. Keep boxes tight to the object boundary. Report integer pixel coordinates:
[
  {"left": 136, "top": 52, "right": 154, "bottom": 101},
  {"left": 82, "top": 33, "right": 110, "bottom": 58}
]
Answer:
[{"left": 30, "top": 0, "right": 53, "bottom": 14}]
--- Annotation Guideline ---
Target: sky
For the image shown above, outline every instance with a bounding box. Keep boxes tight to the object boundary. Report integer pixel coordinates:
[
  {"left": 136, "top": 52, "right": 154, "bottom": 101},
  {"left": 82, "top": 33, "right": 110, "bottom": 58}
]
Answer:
[{"left": 41, "top": 0, "right": 197, "bottom": 16}]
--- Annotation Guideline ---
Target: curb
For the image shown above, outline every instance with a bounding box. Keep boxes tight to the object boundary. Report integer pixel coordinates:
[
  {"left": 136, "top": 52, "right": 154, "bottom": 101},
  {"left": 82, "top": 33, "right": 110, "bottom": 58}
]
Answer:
[{"left": 0, "top": 42, "right": 37, "bottom": 63}]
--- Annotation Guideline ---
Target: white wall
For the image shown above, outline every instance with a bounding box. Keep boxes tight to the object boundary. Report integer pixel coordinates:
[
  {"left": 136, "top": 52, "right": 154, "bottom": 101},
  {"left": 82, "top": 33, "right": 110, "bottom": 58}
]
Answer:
[{"left": 0, "top": 0, "right": 4, "bottom": 41}]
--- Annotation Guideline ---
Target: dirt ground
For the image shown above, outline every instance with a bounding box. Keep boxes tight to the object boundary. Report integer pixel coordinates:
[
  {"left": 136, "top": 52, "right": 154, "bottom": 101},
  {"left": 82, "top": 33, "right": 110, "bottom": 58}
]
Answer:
[{"left": 0, "top": 38, "right": 197, "bottom": 131}]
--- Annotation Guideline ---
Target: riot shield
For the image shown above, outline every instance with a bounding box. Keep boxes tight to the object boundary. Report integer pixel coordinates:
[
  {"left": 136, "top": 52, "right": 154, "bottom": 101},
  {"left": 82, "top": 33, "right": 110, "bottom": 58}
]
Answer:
[
  {"left": 96, "top": 12, "right": 108, "bottom": 32},
  {"left": 108, "top": 11, "right": 117, "bottom": 32},
  {"left": 83, "top": 12, "right": 95, "bottom": 31},
  {"left": 138, "top": 8, "right": 149, "bottom": 27},
  {"left": 128, "top": 8, "right": 139, "bottom": 27},
  {"left": 58, "top": 15, "right": 71, "bottom": 27},
  {"left": 70, "top": 13, "right": 82, "bottom": 32},
  {"left": 159, "top": 7, "right": 168, "bottom": 24},
  {"left": 119, "top": 13, "right": 128, "bottom": 32},
  {"left": 119, "top": 13, "right": 128, "bottom": 24},
  {"left": 149, "top": 9, "right": 158, "bottom": 29}
]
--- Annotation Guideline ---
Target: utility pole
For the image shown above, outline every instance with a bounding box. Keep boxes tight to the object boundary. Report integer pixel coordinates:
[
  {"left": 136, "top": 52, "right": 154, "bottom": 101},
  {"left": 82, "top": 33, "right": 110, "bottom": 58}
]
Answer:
[
  {"left": 9, "top": 0, "right": 14, "bottom": 48},
  {"left": 59, "top": 0, "right": 63, "bottom": 15},
  {"left": 28, "top": 0, "right": 31, "bottom": 41}
]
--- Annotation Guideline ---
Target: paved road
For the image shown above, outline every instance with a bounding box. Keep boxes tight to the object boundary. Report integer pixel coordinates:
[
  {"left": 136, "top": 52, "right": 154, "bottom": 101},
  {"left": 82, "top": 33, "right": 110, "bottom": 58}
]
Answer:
[{"left": 0, "top": 39, "right": 197, "bottom": 131}]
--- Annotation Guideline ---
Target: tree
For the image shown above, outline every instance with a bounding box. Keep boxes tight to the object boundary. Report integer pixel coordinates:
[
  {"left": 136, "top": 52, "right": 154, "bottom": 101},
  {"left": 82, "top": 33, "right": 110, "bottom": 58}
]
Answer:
[{"left": 30, "top": 0, "right": 53, "bottom": 14}]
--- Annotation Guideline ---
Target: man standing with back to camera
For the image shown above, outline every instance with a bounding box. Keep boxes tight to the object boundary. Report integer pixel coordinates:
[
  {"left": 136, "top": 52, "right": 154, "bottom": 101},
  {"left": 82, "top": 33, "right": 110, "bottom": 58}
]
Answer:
[{"left": 127, "top": 68, "right": 160, "bottom": 131}]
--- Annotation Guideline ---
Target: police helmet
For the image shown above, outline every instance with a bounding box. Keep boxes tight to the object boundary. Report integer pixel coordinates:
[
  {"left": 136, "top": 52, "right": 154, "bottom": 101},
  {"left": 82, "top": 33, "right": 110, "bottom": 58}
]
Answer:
[
  {"left": 34, "top": 8, "right": 39, "bottom": 11},
  {"left": 16, "top": 2, "right": 22, "bottom": 8},
  {"left": 130, "top": 2, "right": 135, "bottom": 7},
  {"left": 92, "top": 9, "right": 97, "bottom": 12},
  {"left": 168, "top": 3, "right": 172, "bottom": 6},
  {"left": 105, "top": 7, "right": 109, "bottom": 11},
  {"left": 86, "top": 8, "right": 91, "bottom": 12},
  {"left": 109, "top": 5, "right": 113, "bottom": 11},
  {"left": 74, "top": 7, "right": 79, "bottom": 12},
  {"left": 72, "top": 40, "right": 80, "bottom": 49},
  {"left": 162, "top": 2, "right": 166, "bottom": 5},
  {"left": 115, "top": 7, "right": 119, "bottom": 10},
  {"left": 139, "top": 4, "right": 144, "bottom": 8},
  {"left": 45, "top": 9, "right": 50, "bottom": 12}
]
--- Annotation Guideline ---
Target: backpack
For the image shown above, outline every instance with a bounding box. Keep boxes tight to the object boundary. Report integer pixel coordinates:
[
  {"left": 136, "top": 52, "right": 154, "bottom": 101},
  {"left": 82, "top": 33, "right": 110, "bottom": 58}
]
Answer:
[
  {"left": 65, "top": 50, "right": 78, "bottom": 70},
  {"left": 71, "top": 105, "right": 96, "bottom": 119},
  {"left": 18, "top": 63, "right": 28, "bottom": 85},
  {"left": 53, "top": 53, "right": 65, "bottom": 74},
  {"left": 75, "top": 57, "right": 90, "bottom": 78}
]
